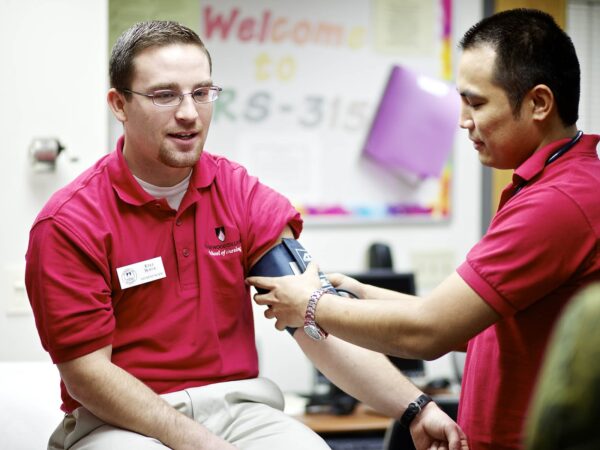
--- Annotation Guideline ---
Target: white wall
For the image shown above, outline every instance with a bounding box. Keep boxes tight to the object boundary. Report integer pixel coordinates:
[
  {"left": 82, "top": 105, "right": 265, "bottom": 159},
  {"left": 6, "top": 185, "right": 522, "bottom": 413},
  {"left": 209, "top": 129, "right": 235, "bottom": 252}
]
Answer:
[
  {"left": 0, "top": 0, "right": 108, "bottom": 361},
  {"left": 568, "top": 0, "right": 600, "bottom": 134},
  {"left": 0, "top": 0, "right": 482, "bottom": 393}
]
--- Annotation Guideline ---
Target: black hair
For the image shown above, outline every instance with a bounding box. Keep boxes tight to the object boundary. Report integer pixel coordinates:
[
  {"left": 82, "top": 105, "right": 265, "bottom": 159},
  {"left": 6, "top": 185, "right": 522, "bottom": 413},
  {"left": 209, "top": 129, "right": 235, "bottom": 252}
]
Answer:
[{"left": 460, "top": 8, "right": 579, "bottom": 125}]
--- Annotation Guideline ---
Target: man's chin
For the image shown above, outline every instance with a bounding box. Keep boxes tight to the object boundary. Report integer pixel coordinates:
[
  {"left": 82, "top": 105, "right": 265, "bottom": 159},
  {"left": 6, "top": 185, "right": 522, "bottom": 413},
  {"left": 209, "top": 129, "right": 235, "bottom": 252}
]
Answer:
[
  {"left": 478, "top": 152, "right": 498, "bottom": 168},
  {"left": 159, "top": 147, "right": 202, "bottom": 168}
]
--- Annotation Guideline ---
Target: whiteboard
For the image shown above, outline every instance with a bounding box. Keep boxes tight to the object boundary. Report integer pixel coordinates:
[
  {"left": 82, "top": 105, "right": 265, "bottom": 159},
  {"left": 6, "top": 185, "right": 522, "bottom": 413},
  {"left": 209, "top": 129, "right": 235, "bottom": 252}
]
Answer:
[{"left": 109, "top": 0, "right": 455, "bottom": 224}]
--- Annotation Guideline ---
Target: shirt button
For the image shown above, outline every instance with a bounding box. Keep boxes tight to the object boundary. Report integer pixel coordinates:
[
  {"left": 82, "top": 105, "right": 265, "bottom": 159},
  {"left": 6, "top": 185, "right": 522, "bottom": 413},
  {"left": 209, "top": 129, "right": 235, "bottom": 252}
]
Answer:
[
  {"left": 176, "top": 219, "right": 183, "bottom": 226},
  {"left": 182, "top": 248, "right": 190, "bottom": 257}
]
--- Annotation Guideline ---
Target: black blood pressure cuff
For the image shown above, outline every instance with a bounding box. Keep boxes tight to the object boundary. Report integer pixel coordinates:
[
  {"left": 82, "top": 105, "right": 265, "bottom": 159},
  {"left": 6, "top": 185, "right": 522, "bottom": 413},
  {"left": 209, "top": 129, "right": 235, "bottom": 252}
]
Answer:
[{"left": 249, "top": 238, "right": 337, "bottom": 335}]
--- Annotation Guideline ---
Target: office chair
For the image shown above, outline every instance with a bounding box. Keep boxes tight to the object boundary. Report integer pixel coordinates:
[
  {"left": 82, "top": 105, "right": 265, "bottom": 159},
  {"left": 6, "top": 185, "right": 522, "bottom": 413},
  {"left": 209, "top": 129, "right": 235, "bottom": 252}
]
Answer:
[
  {"left": 383, "top": 421, "right": 415, "bottom": 450},
  {"left": 368, "top": 242, "right": 394, "bottom": 270}
]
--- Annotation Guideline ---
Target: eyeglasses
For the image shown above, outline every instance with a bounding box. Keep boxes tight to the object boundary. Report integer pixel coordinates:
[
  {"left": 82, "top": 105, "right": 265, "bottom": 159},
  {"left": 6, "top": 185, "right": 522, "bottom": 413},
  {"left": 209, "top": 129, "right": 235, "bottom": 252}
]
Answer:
[{"left": 120, "top": 86, "right": 222, "bottom": 107}]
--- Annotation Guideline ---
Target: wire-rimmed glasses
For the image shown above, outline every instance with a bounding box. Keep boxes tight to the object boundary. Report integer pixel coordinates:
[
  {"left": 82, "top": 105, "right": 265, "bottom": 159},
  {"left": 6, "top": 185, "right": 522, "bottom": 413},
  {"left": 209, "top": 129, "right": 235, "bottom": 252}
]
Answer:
[{"left": 120, "top": 86, "right": 222, "bottom": 106}]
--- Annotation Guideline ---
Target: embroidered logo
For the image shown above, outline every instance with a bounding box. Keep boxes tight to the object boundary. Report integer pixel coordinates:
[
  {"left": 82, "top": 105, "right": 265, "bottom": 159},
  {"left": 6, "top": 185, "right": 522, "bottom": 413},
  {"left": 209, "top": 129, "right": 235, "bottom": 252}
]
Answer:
[
  {"left": 206, "top": 226, "right": 241, "bottom": 257},
  {"left": 215, "top": 226, "right": 226, "bottom": 242}
]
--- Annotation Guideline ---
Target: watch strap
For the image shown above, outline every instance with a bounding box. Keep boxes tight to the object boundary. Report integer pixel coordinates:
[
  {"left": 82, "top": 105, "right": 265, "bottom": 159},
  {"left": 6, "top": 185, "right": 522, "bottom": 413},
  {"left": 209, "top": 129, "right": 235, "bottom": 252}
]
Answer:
[
  {"left": 399, "top": 394, "right": 432, "bottom": 428},
  {"left": 304, "top": 288, "right": 329, "bottom": 340}
]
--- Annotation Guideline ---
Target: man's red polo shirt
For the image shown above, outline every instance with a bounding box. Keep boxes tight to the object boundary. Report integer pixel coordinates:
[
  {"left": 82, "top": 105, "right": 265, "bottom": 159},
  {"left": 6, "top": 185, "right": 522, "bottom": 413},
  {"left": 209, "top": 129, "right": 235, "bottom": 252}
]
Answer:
[
  {"left": 457, "top": 134, "right": 600, "bottom": 449},
  {"left": 25, "top": 137, "right": 302, "bottom": 413}
]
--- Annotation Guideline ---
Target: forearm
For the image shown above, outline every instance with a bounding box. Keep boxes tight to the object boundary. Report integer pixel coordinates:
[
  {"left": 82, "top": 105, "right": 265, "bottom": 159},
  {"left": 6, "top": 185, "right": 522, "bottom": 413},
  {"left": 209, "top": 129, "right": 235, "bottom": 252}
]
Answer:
[
  {"left": 360, "top": 284, "right": 415, "bottom": 300},
  {"left": 315, "top": 294, "right": 444, "bottom": 360},
  {"left": 253, "top": 269, "right": 495, "bottom": 361},
  {"left": 315, "top": 273, "right": 496, "bottom": 360},
  {"left": 296, "top": 332, "right": 421, "bottom": 418},
  {"left": 59, "top": 348, "right": 231, "bottom": 450},
  {"left": 303, "top": 335, "right": 471, "bottom": 450}
]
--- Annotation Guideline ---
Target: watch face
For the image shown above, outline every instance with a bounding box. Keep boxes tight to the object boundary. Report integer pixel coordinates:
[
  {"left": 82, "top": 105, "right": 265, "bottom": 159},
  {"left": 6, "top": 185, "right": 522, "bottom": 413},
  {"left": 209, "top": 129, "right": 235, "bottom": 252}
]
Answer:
[
  {"left": 407, "top": 404, "right": 419, "bottom": 415},
  {"left": 304, "top": 324, "right": 324, "bottom": 341}
]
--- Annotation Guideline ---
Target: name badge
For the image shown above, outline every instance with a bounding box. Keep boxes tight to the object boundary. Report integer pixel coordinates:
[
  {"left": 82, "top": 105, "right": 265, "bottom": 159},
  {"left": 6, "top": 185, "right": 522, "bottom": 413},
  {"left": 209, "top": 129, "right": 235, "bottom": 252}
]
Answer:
[{"left": 117, "top": 256, "right": 166, "bottom": 290}]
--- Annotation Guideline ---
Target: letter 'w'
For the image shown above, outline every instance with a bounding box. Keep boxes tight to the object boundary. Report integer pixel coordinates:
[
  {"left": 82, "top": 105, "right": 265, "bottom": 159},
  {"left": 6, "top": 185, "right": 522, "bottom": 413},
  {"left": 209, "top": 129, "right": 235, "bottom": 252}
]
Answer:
[{"left": 203, "top": 6, "right": 239, "bottom": 39}]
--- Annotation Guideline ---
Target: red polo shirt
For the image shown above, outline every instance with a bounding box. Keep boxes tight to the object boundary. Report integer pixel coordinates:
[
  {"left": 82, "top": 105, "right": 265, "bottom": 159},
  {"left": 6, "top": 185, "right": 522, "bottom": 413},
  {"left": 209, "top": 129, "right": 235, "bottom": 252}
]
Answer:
[
  {"left": 457, "top": 134, "right": 600, "bottom": 449},
  {"left": 25, "top": 137, "right": 302, "bottom": 413}
]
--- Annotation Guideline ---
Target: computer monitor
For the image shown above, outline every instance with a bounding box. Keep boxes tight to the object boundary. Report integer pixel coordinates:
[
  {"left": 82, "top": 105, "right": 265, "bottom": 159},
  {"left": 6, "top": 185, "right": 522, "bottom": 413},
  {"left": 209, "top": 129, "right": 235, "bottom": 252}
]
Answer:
[{"left": 347, "top": 271, "right": 425, "bottom": 379}]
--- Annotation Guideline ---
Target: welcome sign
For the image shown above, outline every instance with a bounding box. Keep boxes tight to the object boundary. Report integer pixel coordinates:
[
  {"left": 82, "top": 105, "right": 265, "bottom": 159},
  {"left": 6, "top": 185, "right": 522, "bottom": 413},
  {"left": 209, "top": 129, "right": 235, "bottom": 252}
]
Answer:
[{"left": 109, "top": 0, "right": 454, "bottom": 223}]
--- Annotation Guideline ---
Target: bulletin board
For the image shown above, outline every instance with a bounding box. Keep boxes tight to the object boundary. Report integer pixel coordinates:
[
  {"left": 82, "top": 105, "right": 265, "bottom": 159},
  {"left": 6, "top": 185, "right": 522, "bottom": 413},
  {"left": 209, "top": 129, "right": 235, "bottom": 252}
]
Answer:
[{"left": 109, "top": 0, "right": 456, "bottom": 224}]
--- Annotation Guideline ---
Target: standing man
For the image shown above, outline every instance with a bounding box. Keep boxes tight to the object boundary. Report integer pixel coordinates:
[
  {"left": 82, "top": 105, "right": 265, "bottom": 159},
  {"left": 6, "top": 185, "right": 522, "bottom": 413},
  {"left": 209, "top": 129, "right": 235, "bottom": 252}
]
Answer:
[
  {"left": 25, "top": 21, "right": 467, "bottom": 450},
  {"left": 249, "top": 9, "right": 600, "bottom": 449}
]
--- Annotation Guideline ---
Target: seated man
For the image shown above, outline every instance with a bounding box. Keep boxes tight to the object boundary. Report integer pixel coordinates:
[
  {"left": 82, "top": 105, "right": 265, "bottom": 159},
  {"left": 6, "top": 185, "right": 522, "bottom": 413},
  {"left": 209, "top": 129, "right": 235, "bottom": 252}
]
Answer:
[{"left": 25, "top": 20, "right": 467, "bottom": 450}]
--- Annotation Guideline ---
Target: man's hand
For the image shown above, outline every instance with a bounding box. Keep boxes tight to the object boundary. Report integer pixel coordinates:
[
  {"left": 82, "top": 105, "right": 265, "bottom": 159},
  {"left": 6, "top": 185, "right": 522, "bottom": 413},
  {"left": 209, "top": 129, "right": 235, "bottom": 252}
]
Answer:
[
  {"left": 410, "top": 403, "right": 469, "bottom": 450},
  {"left": 247, "top": 262, "right": 322, "bottom": 330},
  {"left": 326, "top": 272, "right": 366, "bottom": 298}
]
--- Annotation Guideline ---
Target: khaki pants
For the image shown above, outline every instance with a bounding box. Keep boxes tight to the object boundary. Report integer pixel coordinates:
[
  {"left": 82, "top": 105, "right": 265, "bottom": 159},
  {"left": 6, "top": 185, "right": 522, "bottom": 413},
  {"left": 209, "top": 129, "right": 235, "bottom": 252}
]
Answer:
[{"left": 48, "top": 378, "right": 329, "bottom": 450}]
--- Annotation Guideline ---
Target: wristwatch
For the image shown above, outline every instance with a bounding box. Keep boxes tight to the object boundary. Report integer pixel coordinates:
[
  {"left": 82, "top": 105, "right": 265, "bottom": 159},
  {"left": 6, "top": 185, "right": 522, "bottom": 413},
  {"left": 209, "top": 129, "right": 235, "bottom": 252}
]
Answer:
[
  {"left": 303, "top": 288, "right": 329, "bottom": 341},
  {"left": 399, "top": 394, "right": 432, "bottom": 428}
]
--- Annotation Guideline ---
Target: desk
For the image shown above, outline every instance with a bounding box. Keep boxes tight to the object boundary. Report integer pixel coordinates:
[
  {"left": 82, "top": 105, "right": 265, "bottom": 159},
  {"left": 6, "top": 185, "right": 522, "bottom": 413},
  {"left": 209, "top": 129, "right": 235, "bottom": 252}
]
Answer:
[
  {"left": 292, "top": 393, "right": 459, "bottom": 450},
  {"left": 294, "top": 403, "right": 393, "bottom": 434},
  {"left": 294, "top": 404, "right": 392, "bottom": 450}
]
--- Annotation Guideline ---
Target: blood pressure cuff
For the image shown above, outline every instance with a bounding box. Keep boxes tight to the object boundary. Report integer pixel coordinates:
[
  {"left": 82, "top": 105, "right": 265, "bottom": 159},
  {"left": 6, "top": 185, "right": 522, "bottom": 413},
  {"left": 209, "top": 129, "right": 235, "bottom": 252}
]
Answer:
[{"left": 249, "top": 238, "right": 336, "bottom": 335}]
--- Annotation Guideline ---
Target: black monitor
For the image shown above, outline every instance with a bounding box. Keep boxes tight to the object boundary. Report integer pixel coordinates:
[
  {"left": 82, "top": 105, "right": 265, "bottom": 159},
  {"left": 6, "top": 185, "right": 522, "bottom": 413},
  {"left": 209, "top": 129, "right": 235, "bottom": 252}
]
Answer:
[{"left": 347, "top": 271, "right": 425, "bottom": 378}]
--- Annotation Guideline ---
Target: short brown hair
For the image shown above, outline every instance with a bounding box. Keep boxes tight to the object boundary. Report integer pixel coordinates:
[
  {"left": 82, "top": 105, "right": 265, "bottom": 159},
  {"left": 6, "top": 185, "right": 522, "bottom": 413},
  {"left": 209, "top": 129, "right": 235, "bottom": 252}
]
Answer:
[{"left": 109, "top": 20, "right": 212, "bottom": 90}]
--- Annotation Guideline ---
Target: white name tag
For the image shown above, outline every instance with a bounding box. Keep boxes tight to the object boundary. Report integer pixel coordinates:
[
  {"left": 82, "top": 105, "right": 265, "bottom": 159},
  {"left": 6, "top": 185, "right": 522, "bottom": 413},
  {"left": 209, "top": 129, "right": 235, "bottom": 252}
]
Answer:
[{"left": 117, "top": 257, "right": 166, "bottom": 290}]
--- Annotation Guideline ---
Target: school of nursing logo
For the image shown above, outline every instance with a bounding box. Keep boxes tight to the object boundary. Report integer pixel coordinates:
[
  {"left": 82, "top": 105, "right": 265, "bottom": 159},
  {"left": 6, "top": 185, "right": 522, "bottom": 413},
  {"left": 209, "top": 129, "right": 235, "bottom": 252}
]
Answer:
[
  {"left": 121, "top": 268, "right": 137, "bottom": 286},
  {"left": 215, "top": 226, "right": 226, "bottom": 242},
  {"left": 206, "top": 225, "right": 241, "bottom": 257}
]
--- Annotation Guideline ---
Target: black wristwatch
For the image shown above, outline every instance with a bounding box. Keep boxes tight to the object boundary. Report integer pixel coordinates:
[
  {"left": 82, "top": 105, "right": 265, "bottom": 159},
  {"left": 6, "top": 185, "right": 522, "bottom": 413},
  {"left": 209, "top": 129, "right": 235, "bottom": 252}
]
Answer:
[{"left": 399, "top": 394, "right": 432, "bottom": 428}]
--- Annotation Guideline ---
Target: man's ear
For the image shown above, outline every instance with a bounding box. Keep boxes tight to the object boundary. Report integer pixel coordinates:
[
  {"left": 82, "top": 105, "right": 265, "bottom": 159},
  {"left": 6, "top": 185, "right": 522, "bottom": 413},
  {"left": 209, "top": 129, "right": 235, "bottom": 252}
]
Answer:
[
  {"left": 528, "top": 84, "right": 554, "bottom": 122},
  {"left": 107, "top": 88, "right": 127, "bottom": 123}
]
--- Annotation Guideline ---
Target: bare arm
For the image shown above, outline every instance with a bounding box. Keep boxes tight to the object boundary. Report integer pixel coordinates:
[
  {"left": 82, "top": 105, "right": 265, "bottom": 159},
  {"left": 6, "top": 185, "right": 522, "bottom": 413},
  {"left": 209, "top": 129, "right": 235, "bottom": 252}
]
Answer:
[
  {"left": 318, "top": 271, "right": 498, "bottom": 359},
  {"left": 295, "top": 331, "right": 418, "bottom": 417},
  {"left": 293, "top": 319, "right": 468, "bottom": 450},
  {"left": 58, "top": 346, "right": 236, "bottom": 450},
  {"left": 249, "top": 263, "right": 499, "bottom": 360},
  {"left": 251, "top": 231, "right": 424, "bottom": 412},
  {"left": 249, "top": 233, "right": 468, "bottom": 450},
  {"left": 329, "top": 272, "right": 470, "bottom": 353}
]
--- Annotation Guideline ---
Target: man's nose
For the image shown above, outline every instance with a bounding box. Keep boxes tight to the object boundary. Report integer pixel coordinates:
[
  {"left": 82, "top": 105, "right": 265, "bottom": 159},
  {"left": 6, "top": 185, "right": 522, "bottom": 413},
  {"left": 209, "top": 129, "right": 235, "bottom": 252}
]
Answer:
[
  {"left": 459, "top": 107, "right": 474, "bottom": 130},
  {"left": 174, "top": 94, "right": 199, "bottom": 121}
]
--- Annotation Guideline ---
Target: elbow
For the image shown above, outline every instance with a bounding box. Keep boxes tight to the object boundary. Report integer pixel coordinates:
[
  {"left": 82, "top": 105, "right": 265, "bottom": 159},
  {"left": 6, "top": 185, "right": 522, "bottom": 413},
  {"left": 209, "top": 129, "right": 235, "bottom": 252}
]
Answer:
[
  {"left": 58, "top": 358, "right": 106, "bottom": 405},
  {"left": 388, "top": 303, "right": 461, "bottom": 360},
  {"left": 407, "top": 342, "right": 448, "bottom": 361},
  {"left": 60, "top": 368, "right": 91, "bottom": 404},
  {"left": 420, "top": 345, "right": 450, "bottom": 361},
  {"left": 418, "top": 331, "right": 454, "bottom": 360},
  {"left": 389, "top": 329, "right": 453, "bottom": 361}
]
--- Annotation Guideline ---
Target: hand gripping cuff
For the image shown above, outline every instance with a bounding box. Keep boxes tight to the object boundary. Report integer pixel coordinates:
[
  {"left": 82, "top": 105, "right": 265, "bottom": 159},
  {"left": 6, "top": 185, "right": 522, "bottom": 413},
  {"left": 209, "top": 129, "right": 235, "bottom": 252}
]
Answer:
[{"left": 249, "top": 238, "right": 337, "bottom": 337}]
